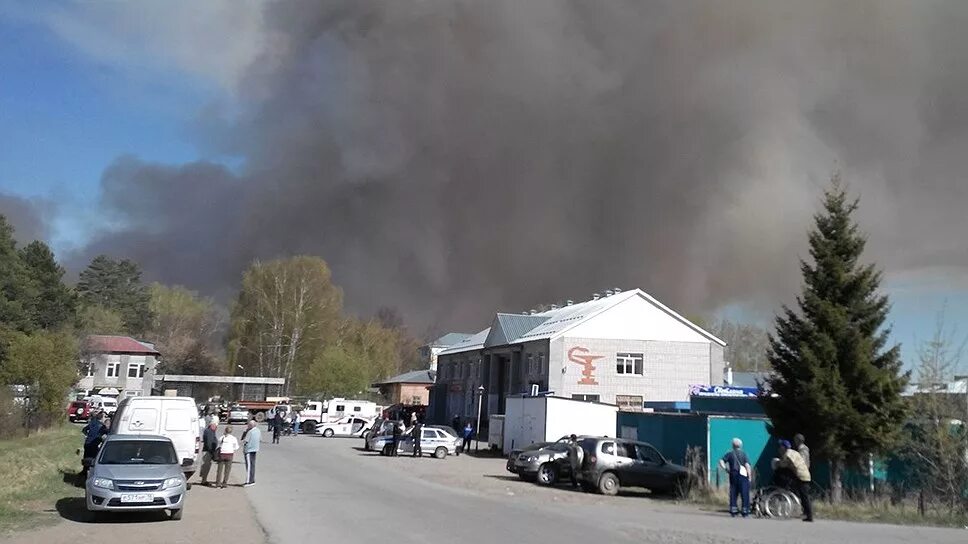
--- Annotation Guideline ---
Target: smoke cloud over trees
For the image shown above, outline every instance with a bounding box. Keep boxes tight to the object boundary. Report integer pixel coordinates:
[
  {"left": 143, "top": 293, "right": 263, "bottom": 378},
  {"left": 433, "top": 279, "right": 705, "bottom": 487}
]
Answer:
[{"left": 32, "top": 1, "right": 968, "bottom": 330}]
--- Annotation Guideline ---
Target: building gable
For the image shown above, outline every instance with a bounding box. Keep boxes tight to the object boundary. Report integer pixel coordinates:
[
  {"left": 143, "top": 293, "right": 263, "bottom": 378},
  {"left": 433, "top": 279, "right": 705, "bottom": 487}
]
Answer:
[{"left": 560, "top": 292, "right": 724, "bottom": 344}]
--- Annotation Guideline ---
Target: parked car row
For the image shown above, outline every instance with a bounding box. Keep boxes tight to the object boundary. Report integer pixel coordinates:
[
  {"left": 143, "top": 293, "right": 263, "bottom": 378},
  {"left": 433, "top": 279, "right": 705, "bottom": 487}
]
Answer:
[
  {"left": 365, "top": 419, "right": 462, "bottom": 459},
  {"left": 509, "top": 436, "right": 689, "bottom": 498}
]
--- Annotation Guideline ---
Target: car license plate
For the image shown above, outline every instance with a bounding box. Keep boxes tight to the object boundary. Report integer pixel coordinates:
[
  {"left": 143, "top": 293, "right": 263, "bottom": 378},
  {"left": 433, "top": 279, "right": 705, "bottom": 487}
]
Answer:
[{"left": 120, "top": 493, "right": 153, "bottom": 503}]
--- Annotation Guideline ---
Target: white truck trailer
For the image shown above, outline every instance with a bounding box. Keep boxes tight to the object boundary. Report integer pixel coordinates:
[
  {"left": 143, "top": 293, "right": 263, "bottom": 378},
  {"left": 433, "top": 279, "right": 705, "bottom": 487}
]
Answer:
[
  {"left": 502, "top": 395, "right": 617, "bottom": 455},
  {"left": 299, "top": 398, "right": 381, "bottom": 431}
]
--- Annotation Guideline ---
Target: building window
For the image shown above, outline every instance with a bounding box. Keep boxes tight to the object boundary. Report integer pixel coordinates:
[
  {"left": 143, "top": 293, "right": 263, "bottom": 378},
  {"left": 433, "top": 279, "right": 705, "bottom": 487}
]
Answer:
[
  {"left": 105, "top": 362, "right": 120, "bottom": 378},
  {"left": 616, "top": 353, "right": 644, "bottom": 375},
  {"left": 85, "top": 364, "right": 94, "bottom": 377},
  {"left": 127, "top": 361, "right": 145, "bottom": 378},
  {"left": 539, "top": 353, "right": 546, "bottom": 375},
  {"left": 615, "top": 395, "right": 644, "bottom": 412},
  {"left": 571, "top": 394, "right": 600, "bottom": 402},
  {"left": 526, "top": 353, "right": 535, "bottom": 376}
]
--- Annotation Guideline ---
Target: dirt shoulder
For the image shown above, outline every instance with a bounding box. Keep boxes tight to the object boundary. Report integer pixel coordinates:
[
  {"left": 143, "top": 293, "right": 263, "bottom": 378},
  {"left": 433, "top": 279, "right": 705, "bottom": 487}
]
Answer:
[{"left": 0, "top": 456, "right": 265, "bottom": 544}]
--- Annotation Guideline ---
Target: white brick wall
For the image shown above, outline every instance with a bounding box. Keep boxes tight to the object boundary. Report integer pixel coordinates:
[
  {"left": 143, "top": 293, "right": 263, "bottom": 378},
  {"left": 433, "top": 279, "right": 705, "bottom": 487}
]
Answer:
[{"left": 554, "top": 336, "right": 712, "bottom": 403}]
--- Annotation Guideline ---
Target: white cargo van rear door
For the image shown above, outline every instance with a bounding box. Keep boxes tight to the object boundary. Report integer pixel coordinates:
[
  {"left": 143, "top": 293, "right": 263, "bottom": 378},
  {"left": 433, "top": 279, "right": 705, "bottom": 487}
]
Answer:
[{"left": 162, "top": 401, "right": 200, "bottom": 468}]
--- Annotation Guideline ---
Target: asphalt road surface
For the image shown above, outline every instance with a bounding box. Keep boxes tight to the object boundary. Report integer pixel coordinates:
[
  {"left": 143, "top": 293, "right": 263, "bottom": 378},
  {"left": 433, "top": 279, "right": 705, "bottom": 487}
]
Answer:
[{"left": 246, "top": 435, "right": 966, "bottom": 544}]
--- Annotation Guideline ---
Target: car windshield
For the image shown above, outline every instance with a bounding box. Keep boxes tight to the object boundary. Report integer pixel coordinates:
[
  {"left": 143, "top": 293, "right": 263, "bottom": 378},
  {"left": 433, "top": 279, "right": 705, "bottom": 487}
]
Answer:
[{"left": 99, "top": 441, "right": 177, "bottom": 465}]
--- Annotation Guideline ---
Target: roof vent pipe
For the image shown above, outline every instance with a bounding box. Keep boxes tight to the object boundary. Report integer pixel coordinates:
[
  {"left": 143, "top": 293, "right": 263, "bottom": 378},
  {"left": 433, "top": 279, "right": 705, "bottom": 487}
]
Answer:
[
  {"left": 566, "top": 300, "right": 574, "bottom": 306},
  {"left": 605, "top": 289, "right": 614, "bottom": 296},
  {"left": 613, "top": 287, "right": 622, "bottom": 293},
  {"left": 592, "top": 293, "right": 600, "bottom": 301}
]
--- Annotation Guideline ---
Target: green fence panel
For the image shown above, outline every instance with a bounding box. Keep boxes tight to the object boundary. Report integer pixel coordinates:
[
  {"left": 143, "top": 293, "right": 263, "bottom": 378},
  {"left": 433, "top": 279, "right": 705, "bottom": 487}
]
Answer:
[{"left": 708, "top": 416, "right": 775, "bottom": 488}]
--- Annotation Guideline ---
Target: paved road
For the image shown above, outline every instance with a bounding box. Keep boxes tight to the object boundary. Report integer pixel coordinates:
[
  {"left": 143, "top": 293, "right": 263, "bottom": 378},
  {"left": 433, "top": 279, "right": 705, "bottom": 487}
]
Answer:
[{"left": 246, "top": 435, "right": 965, "bottom": 544}]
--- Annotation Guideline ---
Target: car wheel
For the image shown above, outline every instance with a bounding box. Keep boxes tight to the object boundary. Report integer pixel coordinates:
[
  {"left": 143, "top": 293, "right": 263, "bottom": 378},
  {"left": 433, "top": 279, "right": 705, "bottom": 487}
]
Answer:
[
  {"left": 434, "top": 447, "right": 447, "bottom": 459},
  {"left": 598, "top": 472, "right": 620, "bottom": 496},
  {"left": 536, "top": 463, "right": 558, "bottom": 486},
  {"left": 323, "top": 428, "right": 335, "bottom": 438},
  {"left": 302, "top": 421, "right": 316, "bottom": 434},
  {"left": 170, "top": 508, "right": 183, "bottom": 521}
]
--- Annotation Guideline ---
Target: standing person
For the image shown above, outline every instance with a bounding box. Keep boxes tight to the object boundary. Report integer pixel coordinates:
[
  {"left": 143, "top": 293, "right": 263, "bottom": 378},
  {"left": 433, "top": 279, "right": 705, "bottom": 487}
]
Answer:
[
  {"left": 412, "top": 419, "right": 423, "bottom": 458},
  {"left": 410, "top": 411, "right": 418, "bottom": 427},
  {"left": 80, "top": 413, "right": 106, "bottom": 477},
  {"left": 794, "top": 433, "right": 810, "bottom": 469},
  {"left": 242, "top": 419, "right": 262, "bottom": 487},
  {"left": 462, "top": 421, "right": 474, "bottom": 454},
  {"left": 291, "top": 411, "right": 300, "bottom": 436},
  {"left": 391, "top": 420, "right": 402, "bottom": 457},
  {"left": 719, "top": 438, "right": 752, "bottom": 517},
  {"left": 272, "top": 410, "right": 282, "bottom": 444},
  {"left": 216, "top": 426, "right": 240, "bottom": 489},
  {"left": 567, "top": 434, "right": 584, "bottom": 488},
  {"left": 773, "top": 439, "right": 813, "bottom": 522},
  {"left": 199, "top": 422, "right": 219, "bottom": 486}
]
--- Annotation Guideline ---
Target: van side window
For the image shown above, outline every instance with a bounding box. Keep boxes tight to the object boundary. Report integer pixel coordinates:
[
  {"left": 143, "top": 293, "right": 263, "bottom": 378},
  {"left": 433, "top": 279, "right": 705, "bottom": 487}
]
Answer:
[
  {"left": 129, "top": 408, "right": 158, "bottom": 431},
  {"left": 353, "top": 406, "right": 362, "bottom": 412},
  {"left": 164, "top": 409, "right": 191, "bottom": 431},
  {"left": 336, "top": 405, "right": 345, "bottom": 412},
  {"left": 601, "top": 441, "right": 616, "bottom": 455}
]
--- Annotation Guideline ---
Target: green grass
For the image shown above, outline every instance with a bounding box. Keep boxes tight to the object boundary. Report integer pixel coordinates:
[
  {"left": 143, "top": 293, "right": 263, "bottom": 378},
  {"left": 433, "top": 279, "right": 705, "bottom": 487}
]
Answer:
[
  {"left": 0, "top": 425, "right": 84, "bottom": 533},
  {"left": 690, "top": 486, "right": 968, "bottom": 527}
]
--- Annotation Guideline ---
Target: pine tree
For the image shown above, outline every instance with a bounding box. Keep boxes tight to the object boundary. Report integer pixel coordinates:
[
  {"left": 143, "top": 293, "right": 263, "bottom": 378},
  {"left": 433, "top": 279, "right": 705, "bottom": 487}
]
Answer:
[
  {"left": 761, "top": 176, "right": 909, "bottom": 503},
  {"left": 19, "top": 241, "right": 77, "bottom": 330},
  {"left": 77, "top": 255, "right": 153, "bottom": 335},
  {"left": 0, "top": 215, "right": 34, "bottom": 332}
]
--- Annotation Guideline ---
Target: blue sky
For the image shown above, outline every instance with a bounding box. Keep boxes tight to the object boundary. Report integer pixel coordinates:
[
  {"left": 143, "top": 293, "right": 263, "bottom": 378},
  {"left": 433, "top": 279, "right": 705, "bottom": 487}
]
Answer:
[
  {"left": 1, "top": 5, "right": 966, "bottom": 372},
  {"left": 0, "top": 11, "right": 215, "bottom": 249}
]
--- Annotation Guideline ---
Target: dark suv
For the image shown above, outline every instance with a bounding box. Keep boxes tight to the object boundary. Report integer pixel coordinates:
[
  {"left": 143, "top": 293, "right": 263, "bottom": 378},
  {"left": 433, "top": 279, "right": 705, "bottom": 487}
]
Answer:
[{"left": 578, "top": 437, "right": 689, "bottom": 497}]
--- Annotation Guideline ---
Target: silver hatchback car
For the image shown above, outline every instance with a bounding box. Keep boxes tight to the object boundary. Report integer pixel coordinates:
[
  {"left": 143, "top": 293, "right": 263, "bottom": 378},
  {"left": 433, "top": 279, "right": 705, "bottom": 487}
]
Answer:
[{"left": 86, "top": 434, "right": 188, "bottom": 521}]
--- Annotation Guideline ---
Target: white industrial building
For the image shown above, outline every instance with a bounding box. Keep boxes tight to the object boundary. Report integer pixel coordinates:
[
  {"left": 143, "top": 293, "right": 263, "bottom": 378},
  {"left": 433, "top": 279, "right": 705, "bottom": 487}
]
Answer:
[{"left": 430, "top": 288, "right": 726, "bottom": 423}]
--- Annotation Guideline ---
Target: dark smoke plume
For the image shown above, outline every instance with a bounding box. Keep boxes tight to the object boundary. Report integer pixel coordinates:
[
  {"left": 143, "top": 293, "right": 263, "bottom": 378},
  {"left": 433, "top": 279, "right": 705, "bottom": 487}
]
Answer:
[
  {"left": 0, "top": 193, "right": 50, "bottom": 244},
  {"left": 70, "top": 1, "right": 968, "bottom": 330}
]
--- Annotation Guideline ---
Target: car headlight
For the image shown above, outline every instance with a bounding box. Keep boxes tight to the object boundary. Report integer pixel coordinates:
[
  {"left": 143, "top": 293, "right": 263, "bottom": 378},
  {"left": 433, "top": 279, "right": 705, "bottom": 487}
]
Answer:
[
  {"left": 162, "top": 477, "right": 184, "bottom": 490},
  {"left": 92, "top": 478, "right": 114, "bottom": 490}
]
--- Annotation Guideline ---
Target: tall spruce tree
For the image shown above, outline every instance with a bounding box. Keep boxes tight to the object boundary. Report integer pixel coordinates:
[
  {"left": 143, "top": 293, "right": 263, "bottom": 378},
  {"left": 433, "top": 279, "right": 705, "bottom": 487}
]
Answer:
[
  {"left": 77, "top": 255, "right": 153, "bottom": 335},
  {"left": 0, "top": 215, "right": 33, "bottom": 332},
  {"left": 19, "top": 241, "right": 77, "bottom": 330},
  {"left": 762, "top": 176, "right": 909, "bottom": 502}
]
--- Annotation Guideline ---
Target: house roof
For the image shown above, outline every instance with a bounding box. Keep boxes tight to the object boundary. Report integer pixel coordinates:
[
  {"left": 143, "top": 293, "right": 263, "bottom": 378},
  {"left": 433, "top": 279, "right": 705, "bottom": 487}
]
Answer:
[
  {"left": 437, "top": 328, "right": 490, "bottom": 356},
  {"left": 428, "top": 332, "right": 474, "bottom": 348},
  {"left": 372, "top": 369, "right": 437, "bottom": 386},
  {"left": 437, "top": 288, "right": 725, "bottom": 356},
  {"left": 484, "top": 314, "right": 549, "bottom": 348},
  {"left": 86, "top": 335, "right": 160, "bottom": 355}
]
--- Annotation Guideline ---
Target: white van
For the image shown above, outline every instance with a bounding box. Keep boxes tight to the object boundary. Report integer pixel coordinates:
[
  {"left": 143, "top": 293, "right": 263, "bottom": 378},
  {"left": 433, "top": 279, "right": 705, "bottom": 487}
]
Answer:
[
  {"left": 111, "top": 396, "right": 201, "bottom": 477},
  {"left": 86, "top": 395, "right": 118, "bottom": 417}
]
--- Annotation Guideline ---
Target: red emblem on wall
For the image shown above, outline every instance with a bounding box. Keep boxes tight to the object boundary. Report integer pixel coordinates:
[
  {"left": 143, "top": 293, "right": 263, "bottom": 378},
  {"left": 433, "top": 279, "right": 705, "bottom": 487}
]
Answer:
[{"left": 568, "top": 346, "right": 603, "bottom": 385}]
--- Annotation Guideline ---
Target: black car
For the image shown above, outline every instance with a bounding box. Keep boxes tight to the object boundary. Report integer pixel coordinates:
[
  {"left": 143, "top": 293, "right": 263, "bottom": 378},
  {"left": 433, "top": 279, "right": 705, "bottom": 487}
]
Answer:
[{"left": 578, "top": 437, "right": 689, "bottom": 497}]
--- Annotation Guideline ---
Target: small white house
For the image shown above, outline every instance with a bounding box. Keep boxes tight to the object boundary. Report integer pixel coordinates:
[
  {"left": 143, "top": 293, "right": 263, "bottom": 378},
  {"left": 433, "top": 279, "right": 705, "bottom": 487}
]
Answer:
[
  {"left": 433, "top": 288, "right": 725, "bottom": 424},
  {"left": 75, "top": 335, "right": 161, "bottom": 400}
]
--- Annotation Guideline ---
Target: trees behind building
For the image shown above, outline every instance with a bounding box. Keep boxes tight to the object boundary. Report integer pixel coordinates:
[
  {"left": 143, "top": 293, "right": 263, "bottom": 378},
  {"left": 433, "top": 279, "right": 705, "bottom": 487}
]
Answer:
[
  {"left": 228, "top": 256, "right": 426, "bottom": 397},
  {"left": 761, "top": 176, "right": 910, "bottom": 503}
]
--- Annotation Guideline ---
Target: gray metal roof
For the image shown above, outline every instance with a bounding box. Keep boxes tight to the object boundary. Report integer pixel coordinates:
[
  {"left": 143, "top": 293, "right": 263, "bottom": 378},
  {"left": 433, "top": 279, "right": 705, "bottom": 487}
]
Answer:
[
  {"left": 429, "top": 333, "right": 474, "bottom": 348},
  {"left": 372, "top": 369, "right": 436, "bottom": 386},
  {"left": 484, "top": 313, "right": 549, "bottom": 348},
  {"left": 437, "top": 328, "right": 490, "bottom": 356}
]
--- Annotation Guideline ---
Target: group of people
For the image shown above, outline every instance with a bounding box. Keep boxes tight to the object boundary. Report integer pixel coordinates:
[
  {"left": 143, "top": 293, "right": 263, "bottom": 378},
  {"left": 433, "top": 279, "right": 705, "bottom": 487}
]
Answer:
[
  {"left": 720, "top": 433, "right": 813, "bottom": 522},
  {"left": 199, "top": 419, "right": 262, "bottom": 488},
  {"left": 271, "top": 409, "right": 301, "bottom": 443}
]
